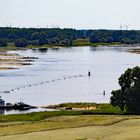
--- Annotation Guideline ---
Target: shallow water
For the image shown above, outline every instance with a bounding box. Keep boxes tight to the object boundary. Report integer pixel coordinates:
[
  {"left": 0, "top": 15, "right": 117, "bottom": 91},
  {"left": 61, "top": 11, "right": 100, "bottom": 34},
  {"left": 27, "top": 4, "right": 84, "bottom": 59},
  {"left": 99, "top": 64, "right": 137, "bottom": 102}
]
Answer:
[{"left": 1, "top": 46, "right": 140, "bottom": 114}]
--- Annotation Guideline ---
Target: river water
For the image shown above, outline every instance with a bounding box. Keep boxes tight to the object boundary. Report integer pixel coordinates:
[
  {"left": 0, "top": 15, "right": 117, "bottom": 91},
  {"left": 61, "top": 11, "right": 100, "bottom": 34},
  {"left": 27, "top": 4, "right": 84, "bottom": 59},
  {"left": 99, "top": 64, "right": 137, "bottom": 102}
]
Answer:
[{"left": 1, "top": 46, "right": 140, "bottom": 114}]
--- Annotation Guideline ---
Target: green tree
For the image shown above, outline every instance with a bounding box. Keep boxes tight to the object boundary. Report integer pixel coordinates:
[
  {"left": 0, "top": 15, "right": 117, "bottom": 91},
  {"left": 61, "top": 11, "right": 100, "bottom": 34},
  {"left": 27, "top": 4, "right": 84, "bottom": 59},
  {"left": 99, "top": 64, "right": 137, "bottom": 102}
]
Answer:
[
  {"left": 120, "top": 38, "right": 134, "bottom": 44},
  {"left": 15, "top": 38, "right": 28, "bottom": 47},
  {"left": 89, "top": 34, "right": 100, "bottom": 43},
  {"left": 110, "top": 66, "right": 140, "bottom": 113},
  {"left": 106, "top": 37, "right": 113, "bottom": 43},
  {"left": 0, "top": 39, "right": 7, "bottom": 47},
  {"left": 31, "top": 32, "right": 48, "bottom": 45}
]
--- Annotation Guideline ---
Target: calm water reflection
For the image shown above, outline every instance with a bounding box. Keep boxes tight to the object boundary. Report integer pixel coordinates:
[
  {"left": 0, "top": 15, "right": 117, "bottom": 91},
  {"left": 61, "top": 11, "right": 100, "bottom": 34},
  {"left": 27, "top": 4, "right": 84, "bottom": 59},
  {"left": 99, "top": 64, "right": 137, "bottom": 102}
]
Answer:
[{"left": 1, "top": 46, "right": 140, "bottom": 114}]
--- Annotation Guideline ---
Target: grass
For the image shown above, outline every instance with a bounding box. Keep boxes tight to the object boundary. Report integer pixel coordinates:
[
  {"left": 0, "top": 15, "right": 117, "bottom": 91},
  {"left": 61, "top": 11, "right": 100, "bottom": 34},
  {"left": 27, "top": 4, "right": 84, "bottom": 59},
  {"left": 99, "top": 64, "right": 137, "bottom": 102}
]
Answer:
[
  {"left": 47, "top": 103, "right": 123, "bottom": 114},
  {"left": 54, "top": 102, "right": 97, "bottom": 108},
  {"left": 0, "top": 115, "right": 140, "bottom": 138},
  {"left": 72, "top": 38, "right": 122, "bottom": 47},
  {"left": 27, "top": 44, "right": 56, "bottom": 49},
  {"left": 0, "top": 115, "right": 137, "bottom": 136},
  {"left": 73, "top": 39, "right": 92, "bottom": 46},
  {"left": 5, "top": 118, "right": 140, "bottom": 140},
  {"left": 0, "top": 104, "right": 139, "bottom": 139},
  {"left": 0, "top": 104, "right": 124, "bottom": 122},
  {"left": 0, "top": 46, "right": 17, "bottom": 52}
]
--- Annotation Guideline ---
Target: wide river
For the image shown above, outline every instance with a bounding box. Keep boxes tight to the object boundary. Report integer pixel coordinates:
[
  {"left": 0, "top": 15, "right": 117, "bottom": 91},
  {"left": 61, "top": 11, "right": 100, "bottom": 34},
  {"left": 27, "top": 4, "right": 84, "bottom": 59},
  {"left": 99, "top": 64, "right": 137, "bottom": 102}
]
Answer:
[{"left": 1, "top": 46, "right": 140, "bottom": 114}]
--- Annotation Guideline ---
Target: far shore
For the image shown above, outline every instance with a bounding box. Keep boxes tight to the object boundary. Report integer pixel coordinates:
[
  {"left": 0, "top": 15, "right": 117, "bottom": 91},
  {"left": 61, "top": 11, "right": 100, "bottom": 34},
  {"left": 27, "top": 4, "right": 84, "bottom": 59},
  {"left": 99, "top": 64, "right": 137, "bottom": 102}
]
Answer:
[
  {"left": 0, "top": 42, "right": 140, "bottom": 70},
  {"left": 1, "top": 38, "right": 140, "bottom": 52}
]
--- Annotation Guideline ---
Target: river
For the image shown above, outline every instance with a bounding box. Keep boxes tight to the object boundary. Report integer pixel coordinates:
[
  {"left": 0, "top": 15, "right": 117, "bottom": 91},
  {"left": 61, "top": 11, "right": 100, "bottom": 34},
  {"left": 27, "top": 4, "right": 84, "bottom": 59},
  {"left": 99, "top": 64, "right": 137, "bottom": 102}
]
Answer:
[{"left": 1, "top": 46, "right": 140, "bottom": 114}]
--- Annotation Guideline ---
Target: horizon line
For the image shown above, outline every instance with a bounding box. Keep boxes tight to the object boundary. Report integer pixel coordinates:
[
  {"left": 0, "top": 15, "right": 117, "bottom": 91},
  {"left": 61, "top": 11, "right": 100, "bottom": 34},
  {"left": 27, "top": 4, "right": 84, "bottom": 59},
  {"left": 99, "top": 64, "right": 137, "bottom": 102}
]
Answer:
[{"left": 0, "top": 26, "right": 139, "bottom": 31}]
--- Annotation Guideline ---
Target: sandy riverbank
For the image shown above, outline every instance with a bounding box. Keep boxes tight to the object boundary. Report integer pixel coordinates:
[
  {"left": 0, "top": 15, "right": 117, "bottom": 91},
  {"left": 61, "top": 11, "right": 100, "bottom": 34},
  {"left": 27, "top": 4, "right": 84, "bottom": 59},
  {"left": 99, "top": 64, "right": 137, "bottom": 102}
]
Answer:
[
  {"left": 128, "top": 48, "right": 140, "bottom": 54},
  {"left": 0, "top": 52, "right": 38, "bottom": 70}
]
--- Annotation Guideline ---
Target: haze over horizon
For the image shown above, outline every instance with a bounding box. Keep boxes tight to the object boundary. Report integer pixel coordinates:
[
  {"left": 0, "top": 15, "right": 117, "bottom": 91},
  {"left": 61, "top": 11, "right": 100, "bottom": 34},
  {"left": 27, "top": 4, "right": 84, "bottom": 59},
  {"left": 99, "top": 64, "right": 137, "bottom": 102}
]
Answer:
[{"left": 0, "top": 0, "right": 140, "bottom": 30}]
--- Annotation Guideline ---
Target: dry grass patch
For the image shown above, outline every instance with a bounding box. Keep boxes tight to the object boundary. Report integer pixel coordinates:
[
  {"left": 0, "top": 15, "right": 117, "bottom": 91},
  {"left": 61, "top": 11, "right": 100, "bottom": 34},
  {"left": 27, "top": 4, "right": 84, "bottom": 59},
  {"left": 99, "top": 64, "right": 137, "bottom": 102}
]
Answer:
[
  {"left": 0, "top": 115, "right": 139, "bottom": 137},
  {"left": 1, "top": 119, "right": 140, "bottom": 140}
]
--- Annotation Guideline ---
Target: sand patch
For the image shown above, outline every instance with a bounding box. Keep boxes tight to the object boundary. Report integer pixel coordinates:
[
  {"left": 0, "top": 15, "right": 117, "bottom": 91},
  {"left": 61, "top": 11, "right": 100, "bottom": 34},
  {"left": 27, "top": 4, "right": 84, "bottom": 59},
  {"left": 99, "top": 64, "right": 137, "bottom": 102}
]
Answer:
[{"left": 0, "top": 52, "right": 36, "bottom": 70}]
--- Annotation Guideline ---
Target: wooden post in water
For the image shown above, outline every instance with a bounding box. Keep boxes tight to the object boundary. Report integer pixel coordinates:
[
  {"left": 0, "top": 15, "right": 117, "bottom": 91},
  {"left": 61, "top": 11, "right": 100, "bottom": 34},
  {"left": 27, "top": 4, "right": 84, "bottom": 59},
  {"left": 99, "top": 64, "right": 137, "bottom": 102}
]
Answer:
[{"left": 103, "top": 90, "right": 105, "bottom": 96}]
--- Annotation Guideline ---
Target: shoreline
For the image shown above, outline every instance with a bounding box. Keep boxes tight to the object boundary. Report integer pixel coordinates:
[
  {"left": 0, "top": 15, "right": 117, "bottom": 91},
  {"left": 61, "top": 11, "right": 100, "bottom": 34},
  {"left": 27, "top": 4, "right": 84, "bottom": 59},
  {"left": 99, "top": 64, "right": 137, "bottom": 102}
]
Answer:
[
  {"left": 0, "top": 42, "right": 139, "bottom": 53},
  {"left": 1, "top": 44, "right": 139, "bottom": 70}
]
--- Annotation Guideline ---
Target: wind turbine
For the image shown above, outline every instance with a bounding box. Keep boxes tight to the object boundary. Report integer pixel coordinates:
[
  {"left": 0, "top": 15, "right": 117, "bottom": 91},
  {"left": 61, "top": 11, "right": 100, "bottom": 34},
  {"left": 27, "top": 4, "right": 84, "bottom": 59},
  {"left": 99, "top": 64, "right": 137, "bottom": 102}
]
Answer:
[
  {"left": 120, "top": 23, "right": 123, "bottom": 30},
  {"left": 124, "top": 24, "right": 130, "bottom": 30}
]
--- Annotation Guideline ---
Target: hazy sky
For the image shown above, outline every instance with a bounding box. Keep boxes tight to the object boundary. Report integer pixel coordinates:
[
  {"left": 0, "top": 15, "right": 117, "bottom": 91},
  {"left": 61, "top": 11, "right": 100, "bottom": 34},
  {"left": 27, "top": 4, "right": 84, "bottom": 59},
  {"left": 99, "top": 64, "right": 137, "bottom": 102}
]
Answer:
[{"left": 0, "top": 0, "right": 140, "bottom": 29}]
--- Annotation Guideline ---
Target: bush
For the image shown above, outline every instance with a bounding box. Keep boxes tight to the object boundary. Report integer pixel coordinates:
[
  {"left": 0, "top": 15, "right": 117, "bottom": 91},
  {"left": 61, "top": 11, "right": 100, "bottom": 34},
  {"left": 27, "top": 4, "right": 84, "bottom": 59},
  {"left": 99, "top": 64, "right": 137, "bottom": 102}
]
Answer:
[{"left": 120, "top": 38, "right": 134, "bottom": 44}]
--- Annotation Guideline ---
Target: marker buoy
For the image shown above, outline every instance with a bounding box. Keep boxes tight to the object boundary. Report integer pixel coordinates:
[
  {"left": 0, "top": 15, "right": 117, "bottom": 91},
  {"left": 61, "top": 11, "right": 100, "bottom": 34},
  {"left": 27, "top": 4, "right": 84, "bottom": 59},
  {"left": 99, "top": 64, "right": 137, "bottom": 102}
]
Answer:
[{"left": 88, "top": 71, "right": 91, "bottom": 77}]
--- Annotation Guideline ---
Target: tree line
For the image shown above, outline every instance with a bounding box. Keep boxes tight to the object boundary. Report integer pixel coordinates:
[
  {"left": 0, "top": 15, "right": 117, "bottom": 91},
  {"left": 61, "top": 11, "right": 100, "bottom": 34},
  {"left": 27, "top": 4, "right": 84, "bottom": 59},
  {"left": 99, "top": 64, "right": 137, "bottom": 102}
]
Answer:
[{"left": 0, "top": 27, "right": 140, "bottom": 47}]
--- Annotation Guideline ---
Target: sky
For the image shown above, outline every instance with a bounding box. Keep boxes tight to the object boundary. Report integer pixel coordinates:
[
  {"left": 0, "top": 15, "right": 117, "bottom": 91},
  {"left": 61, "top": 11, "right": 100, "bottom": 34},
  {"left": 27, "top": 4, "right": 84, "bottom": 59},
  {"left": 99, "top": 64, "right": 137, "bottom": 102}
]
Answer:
[{"left": 0, "top": 0, "right": 140, "bottom": 30}]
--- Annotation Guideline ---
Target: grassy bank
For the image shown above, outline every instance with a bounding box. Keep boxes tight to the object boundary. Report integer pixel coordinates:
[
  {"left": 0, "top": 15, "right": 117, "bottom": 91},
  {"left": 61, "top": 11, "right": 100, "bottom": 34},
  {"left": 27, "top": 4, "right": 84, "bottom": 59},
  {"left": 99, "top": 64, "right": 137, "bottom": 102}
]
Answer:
[
  {"left": 0, "top": 104, "right": 124, "bottom": 122},
  {"left": 46, "top": 103, "right": 122, "bottom": 112},
  {"left": 0, "top": 115, "right": 139, "bottom": 137},
  {"left": 0, "top": 104, "right": 139, "bottom": 138},
  {"left": 72, "top": 39, "right": 122, "bottom": 47},
  {"left": 0, "top": 39, "right": 124, "bottom": 52},
  {"left": 0, "top": 110, "right": 123, "bottom": 122},
  {"left": 1, "top": 117, "right": 140, "bottom": 140}
]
